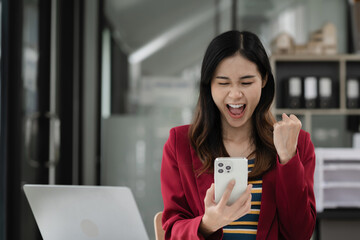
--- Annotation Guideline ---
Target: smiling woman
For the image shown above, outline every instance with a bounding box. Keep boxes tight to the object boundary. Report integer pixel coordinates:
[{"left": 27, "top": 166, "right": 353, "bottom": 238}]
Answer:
[
  {"left": 190, "top": 31, "right": 276, "bottom": 179},
  {"left": 161, "top": 30, "right": 316, "bottom": 240},
  {"left": 211, "top": 53, "right": 263, "bottom": 136}
]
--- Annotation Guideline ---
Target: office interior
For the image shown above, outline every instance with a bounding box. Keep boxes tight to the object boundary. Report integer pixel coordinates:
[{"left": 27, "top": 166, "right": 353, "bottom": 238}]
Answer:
[{"left": 1, "top": 0, "right": 360, "bottom": 239}]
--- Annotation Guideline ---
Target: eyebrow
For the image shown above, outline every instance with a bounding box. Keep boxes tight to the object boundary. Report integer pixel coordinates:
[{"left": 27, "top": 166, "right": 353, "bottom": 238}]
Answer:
[{"left": 215, "top": 75, "right": 256, "bottom": 80}]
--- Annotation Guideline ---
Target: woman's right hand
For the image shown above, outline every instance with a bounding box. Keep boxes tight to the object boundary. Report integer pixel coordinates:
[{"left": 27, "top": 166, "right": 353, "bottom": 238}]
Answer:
[{"left": 199, "top": 180, "right": 253, "bottom": 237}]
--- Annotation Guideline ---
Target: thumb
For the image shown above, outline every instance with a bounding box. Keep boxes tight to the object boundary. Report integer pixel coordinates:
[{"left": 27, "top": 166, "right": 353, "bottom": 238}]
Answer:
[{"left": 282, "top": 113, "right": 289, "bottom": 121}]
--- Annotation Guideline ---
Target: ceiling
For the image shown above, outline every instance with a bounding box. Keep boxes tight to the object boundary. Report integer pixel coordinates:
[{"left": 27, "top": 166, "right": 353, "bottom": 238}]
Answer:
[{"left": 104, "top": 0, "right": 301, "bottom": 76}]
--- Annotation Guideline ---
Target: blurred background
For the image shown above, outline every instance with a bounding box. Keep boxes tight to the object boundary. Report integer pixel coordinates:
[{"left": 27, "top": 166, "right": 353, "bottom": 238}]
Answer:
[{"left": 1, "top": 0, "right": 360, "bottom": 239}]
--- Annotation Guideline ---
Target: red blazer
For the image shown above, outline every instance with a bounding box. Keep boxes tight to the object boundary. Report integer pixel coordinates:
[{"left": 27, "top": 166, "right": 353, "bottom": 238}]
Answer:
[{"left": 161, "top": 125, "right": 316, "bottom": 240}]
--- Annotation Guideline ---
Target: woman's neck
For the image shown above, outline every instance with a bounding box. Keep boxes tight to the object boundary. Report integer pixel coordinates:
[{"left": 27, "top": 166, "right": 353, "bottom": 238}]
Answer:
[
  {"left": 221, "top": 121, "right": 255, "bottom": 158},
  {"left": 222, "top": 121, "right": 253, "bottom": 144}
]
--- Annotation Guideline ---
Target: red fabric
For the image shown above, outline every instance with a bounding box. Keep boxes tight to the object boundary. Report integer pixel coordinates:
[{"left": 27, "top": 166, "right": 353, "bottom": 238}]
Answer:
[{"left": 161, "top": 125, "right": 316, "bottom": 240}]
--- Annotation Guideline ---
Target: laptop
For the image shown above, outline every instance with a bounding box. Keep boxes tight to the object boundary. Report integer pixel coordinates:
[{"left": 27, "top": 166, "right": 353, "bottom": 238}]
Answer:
[{"left": 23, "top": 185, "right": 149, "bottom": 240}]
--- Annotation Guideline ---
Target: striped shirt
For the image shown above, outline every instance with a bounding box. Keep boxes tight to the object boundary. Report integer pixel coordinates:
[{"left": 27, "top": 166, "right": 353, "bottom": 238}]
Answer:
[{"left": 222, "top": 159, "right": 262, "bottom": 239}]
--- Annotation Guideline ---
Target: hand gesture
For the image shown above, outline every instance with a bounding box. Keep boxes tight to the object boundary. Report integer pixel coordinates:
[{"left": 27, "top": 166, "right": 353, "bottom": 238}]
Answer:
[
  {"left": 273, "top": 113, "right": 302, "bottom": 164},
  {"left": 199, "top": 180, "right": 252, "bottom": 237}
]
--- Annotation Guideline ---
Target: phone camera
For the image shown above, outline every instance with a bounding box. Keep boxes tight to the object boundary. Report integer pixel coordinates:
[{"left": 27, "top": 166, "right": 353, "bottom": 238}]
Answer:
[
  {"left": 218, "top": 163, "right": 224, "bottom": 167},
  {"left": 218, "top": 169, "right": 224, "bottom": 173},
  {"left": 226, "top": 166, "right": 231, "bottom": 170}
]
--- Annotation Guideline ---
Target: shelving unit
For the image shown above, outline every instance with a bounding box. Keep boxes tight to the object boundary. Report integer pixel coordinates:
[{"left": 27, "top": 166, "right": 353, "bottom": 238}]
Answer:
[
  {"left": 270, "top": 54, "right": 360, "bottom": 134},
  {"left": 315, "top": 148, "right": 360, "bottom": 212}
]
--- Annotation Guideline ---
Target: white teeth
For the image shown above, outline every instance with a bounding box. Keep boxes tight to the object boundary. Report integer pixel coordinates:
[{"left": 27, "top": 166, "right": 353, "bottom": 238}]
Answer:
[{"left": 228, "top": 104, "right": 244, "bottom": 108}]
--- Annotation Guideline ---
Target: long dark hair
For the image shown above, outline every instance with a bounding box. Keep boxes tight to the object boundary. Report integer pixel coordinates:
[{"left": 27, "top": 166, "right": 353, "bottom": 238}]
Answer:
[{"left": 189, "top": 30, "right": 277, "bottom": 179}]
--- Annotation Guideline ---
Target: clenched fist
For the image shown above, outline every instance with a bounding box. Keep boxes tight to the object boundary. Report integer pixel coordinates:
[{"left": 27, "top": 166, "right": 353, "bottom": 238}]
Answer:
[{"left": 273, "top": 113, "right": 302, "bottom": 164}]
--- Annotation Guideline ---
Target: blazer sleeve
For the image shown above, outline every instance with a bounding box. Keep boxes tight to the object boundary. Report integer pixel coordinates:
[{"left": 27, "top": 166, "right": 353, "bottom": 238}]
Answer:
[
  {"left": 160, "top": 128, "right": 206, "bottom": 240},
  {"left": 275, "top": 130, "right": 316, "bottom": 240}
]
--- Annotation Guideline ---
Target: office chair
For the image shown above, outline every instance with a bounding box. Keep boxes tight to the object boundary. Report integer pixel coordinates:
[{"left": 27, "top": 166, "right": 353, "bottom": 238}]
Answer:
[{"left": 154, "top": 211, "right": 165, "bottom": 240}]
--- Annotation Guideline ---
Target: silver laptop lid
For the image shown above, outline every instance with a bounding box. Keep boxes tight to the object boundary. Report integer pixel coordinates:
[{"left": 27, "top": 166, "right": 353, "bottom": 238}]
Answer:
[{"left": 23, "top": 185, "right": 149, "bottom": 240}]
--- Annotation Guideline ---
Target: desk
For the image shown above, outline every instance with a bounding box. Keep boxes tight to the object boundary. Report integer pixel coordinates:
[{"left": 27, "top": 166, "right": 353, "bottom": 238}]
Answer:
[{"left": 315, "top": 209, "right": 360, "bottom": 240}]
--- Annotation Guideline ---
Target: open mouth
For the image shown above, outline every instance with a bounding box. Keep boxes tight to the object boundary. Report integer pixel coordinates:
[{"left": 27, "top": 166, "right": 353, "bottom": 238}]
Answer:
[{"left": 227, "top": 104, "right": 246, "bottom": 117}]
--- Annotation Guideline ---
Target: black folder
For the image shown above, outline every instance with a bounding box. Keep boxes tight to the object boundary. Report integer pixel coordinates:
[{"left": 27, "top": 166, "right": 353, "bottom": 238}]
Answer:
[
  {"left": 283, "top": 77, "right": 303, "bottom": 108},
  {"left": 304, "top": 76, "right": 318, "bottom": 108},
  {"left": 347, "top": 78, "right": 359, "bottom": 108},
  {"left": 319, "top": 77, "right": 335, "bottom": 108}
]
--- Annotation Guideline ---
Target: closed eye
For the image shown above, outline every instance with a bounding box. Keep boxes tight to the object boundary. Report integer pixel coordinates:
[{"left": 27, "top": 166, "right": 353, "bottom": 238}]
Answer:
[
  {"left": 219, "top": 82, "right": 229, "bottom": 85},
  {"left": 242, "top": 82, "right": 253, "bottom": 85}
]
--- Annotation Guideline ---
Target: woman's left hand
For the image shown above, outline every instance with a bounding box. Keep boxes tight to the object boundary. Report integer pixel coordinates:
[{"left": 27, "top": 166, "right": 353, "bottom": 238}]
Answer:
[{"left": 273, "top": 113, "right": 302, "bottom": 164}]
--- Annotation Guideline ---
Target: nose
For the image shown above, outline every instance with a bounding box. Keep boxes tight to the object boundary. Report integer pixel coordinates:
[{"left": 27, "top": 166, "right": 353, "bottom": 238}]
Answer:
[{"left": 228, "top": 86, "right": 243, "bottom": 98}]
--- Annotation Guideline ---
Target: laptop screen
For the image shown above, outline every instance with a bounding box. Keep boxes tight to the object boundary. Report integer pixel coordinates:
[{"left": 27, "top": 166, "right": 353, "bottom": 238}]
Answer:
[{"left": 23, "top": 185, "right": 149, "bottom": 240}]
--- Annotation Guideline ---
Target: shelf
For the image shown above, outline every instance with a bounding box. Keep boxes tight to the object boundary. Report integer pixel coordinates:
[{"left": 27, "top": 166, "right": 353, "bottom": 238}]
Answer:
[
  {"left": 317, "top": 208, "right": 360, "bottom": 219},
  {"left": 324, "top": 164, "right": 360, "bottom": 170},
  {"left": 322, "top": 203, "right": 360, "bottom": 210},
  {"left": 315, "top": 148, "right": 360, "bottom": 160},
  {"left": 271, "top": 54, "right": 360, "bottom": 115},
  {"left": 315, "top": 148, "right": 360, "bottom": 212},
  {"left": 273, "top": 108, "right": 360, "bottom": 115},
  {"left": 271, "top": 54, "right": 360, "bottom": 61},
  {"left": 323, "top": 182, "right": 360, "bottom": 188}
]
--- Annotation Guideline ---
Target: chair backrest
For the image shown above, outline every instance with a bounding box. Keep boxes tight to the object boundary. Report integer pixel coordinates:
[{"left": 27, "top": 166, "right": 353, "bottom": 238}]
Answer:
[{"left": 154, "top": 211, "right": 165, "bottom": 240}]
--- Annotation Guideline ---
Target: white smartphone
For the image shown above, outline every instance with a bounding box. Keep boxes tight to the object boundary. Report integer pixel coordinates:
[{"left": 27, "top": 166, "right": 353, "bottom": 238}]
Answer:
[{"left": 214, "top": 157, "right": 248, "bottom": 205}]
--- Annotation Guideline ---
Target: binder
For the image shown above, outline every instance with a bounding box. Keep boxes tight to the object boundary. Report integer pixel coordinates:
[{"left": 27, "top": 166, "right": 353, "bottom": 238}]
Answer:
[
  {"left": 304, "top": 76, "right": 318, "bottom": 108},
  {"left": 347, "top": 115, "right": 360, "bottom": 132},
  {"left": 283, "top": 77, "right": 303, "bottom": 108},
  {"left": 319, "top": 77, "right": 335, "bottom": 108},
  {"left": 347, "top": 78, "right": 359, "bottom": 108}
]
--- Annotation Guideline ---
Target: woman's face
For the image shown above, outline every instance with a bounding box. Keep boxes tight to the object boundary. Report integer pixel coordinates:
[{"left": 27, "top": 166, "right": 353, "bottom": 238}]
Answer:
[{"left": 211, "top": 53, "right": 265, "bottom": 132}]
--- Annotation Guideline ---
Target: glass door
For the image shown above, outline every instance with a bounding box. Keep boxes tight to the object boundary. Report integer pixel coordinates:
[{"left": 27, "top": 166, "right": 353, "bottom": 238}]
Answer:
[
  {"left": 20, "top": 1, "right": 51, "bottom": 238},
  {"left": 1, "top": 0, "right": 78, "bottom": 239}
]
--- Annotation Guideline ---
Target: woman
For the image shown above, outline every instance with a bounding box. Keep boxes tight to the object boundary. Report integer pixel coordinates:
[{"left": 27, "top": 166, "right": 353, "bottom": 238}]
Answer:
[{"left": 161, "top": 30, "right": 316, "bottom": 240}]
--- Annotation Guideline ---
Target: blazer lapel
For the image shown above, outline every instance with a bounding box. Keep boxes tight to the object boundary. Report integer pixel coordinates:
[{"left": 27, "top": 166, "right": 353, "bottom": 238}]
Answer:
[
  {"left": 257, "top": 168, "right": 277, "bottom": 239},
  {"left": 190, "top": 146, "right": 213, "bottom": 215}
]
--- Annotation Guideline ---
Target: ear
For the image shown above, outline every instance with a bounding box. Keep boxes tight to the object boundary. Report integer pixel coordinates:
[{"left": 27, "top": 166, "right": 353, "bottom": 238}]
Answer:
[{"left": 262, "top": 74, "right": 268, "bottom": 88}]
